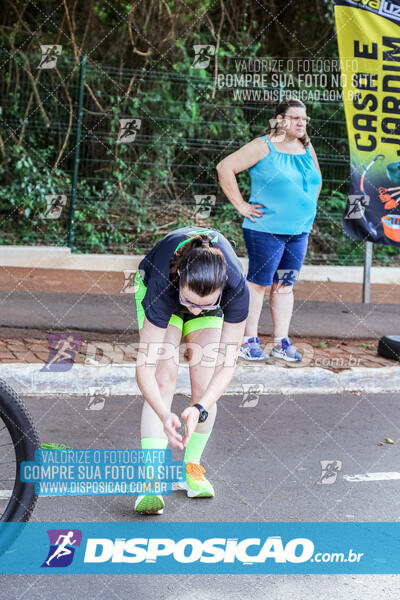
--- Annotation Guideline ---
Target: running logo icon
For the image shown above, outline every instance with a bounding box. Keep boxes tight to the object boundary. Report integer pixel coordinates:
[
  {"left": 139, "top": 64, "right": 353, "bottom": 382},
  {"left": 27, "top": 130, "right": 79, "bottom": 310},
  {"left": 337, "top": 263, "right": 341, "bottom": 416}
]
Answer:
[
  {"left": 239, "top": 383, "right": 264, "bottom": 408},
  {"left": 44, "top": 194, "right": 67, "bottom": 220},
  {"left": 121, "top": 269, "right": 145, "bottom": 293},
  {"left": 42, "top": 529, "right": 82, "bottom": 568},
  {"left": 276, "top": 269, "right": 299, "bottom": 287},
  {"left": 191, "top": 45, "right": 215, "bottom": 69},
  {"left": 318, "top": 460, "right": 342, "bottom": 484},
  {"left": 86, "top": 386, "right": 111, "bottom": 410},
  {"left": 345, "top": 195, "right": 370, "bottom": 219},
  {"left": 268, "top": 118, "right": 291, "bottom": 142},
  {"left": 194, "top": 195, "right": 216, "bottom": 220},
  {"left": 38, "top": 45, "right": 62, "bottom": 69},
  {"left": 116, "top": 118, "right": 142, "bottom": 144},
  {"left": 41, "top": 333, "right": 82, "bottom": 372}
]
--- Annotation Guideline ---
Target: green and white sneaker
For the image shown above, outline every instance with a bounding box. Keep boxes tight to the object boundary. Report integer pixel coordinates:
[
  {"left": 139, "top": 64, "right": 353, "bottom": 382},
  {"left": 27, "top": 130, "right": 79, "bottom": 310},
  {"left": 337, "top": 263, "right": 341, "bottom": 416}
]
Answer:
[
  {"left": 134, "top": 494, "right": 165, "bottom": 515},
  {"left": 178, "top": 462, "right": 214, "bottom": 498}
]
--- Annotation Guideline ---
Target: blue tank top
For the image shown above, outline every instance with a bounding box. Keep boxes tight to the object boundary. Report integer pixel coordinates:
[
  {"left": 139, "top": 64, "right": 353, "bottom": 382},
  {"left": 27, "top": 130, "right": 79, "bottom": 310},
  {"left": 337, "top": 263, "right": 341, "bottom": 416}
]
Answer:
[{"left": 242, "top": 135, "right": 322, "bottom": 235}]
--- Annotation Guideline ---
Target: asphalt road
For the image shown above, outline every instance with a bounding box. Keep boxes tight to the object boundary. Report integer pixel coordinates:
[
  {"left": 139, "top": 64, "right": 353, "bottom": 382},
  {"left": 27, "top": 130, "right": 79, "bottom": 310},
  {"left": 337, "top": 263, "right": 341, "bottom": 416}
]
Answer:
[
  {"left": 2, "top": 288, "right": 400, "bottom": 338},
  {"left": 1, "top": 392, "right": 400, "bottom": 598}
]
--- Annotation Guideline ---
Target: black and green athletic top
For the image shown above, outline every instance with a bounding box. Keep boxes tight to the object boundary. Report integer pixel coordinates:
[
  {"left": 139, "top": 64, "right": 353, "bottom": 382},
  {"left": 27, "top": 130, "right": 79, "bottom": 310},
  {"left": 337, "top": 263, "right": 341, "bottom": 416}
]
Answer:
[{"left": 138, "top": 226, "right": 249, "bottom": 329}]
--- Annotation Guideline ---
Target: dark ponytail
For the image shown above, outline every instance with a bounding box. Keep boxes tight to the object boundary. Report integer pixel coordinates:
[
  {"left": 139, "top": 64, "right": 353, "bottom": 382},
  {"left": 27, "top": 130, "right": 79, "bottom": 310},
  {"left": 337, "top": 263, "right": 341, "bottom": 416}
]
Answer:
[
  {"left": 169, "top": 234, "right": 227, "bottom": 296},
  {"left": 259, "top": 99, "right": 310, "bottom": 148}
]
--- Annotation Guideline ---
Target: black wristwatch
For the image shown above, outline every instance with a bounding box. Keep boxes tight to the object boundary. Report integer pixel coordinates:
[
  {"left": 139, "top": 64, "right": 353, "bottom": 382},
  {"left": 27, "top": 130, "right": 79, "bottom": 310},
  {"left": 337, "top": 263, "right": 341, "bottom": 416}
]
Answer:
[{"left": 193, "top": 403, "right": 208, "bottom": 423}]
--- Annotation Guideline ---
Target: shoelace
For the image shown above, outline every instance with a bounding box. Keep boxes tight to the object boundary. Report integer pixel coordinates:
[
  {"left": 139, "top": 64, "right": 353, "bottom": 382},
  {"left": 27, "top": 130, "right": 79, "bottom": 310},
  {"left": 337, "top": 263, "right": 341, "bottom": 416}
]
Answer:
[
  {"left": 278, "top": 338, "right": 301, "bottom": 359},
  {"left": 186, "top": 462, "right": 206, "bottom": 481},
  {"left": 243, "top": 337, "right": 260, "bottom": 346}
]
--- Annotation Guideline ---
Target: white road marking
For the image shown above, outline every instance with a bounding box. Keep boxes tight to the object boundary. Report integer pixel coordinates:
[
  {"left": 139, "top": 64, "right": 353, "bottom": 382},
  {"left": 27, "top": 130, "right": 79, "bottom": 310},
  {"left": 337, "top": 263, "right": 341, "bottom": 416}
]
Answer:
[
  {"left": 0, "top": 490, "right": 55, "bottom": 499},
  {"left": 344, "top": 472, "right": 400, "bottom": 482}
]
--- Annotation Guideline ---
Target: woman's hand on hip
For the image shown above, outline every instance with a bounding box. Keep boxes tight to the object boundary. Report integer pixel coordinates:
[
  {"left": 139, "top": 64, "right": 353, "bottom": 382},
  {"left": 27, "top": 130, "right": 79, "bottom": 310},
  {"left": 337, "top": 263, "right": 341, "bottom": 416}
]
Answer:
[
  {"left": 238, "top": 202, "right": 264, "bottom": 222},
  {"left": 181, "top": 406, "right": 200, "bottom": 447},
  {"left": 162, "top": 412, "right": 184, "bottom": 450}
]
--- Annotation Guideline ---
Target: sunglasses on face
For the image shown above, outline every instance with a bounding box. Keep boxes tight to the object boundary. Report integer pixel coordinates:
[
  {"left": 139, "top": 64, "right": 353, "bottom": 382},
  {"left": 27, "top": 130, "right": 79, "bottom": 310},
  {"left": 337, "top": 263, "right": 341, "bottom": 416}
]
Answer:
[{"left": 179, "top": 287, "right": 223, "bottom": 311}]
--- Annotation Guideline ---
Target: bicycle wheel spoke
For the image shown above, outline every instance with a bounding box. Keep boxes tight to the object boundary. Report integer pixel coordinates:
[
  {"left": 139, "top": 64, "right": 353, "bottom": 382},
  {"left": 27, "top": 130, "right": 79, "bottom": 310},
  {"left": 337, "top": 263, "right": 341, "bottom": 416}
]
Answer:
[{"left": 0, "top": 380, "right": 40, "bottom": 527}]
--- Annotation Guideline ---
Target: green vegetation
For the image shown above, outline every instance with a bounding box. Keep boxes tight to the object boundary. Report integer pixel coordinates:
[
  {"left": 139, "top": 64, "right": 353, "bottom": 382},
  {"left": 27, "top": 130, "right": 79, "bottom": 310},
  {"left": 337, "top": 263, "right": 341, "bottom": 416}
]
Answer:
[{"left": 0, "top": 2, "right": 398, "bottom": 266}]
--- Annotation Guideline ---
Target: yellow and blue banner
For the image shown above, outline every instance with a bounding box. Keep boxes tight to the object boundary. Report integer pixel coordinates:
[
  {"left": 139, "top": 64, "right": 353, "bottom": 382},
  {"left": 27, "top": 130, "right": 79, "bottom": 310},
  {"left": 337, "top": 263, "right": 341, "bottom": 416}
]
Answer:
[{"left": 334, "top": 0, "right": 400, "bottom": 245}]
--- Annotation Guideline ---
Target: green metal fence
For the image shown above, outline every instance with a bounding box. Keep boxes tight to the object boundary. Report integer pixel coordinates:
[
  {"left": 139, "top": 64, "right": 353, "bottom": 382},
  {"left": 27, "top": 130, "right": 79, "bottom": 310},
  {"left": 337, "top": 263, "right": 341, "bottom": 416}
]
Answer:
[{"left": 2, "top": 50, "right": 386, "bottom": 265}]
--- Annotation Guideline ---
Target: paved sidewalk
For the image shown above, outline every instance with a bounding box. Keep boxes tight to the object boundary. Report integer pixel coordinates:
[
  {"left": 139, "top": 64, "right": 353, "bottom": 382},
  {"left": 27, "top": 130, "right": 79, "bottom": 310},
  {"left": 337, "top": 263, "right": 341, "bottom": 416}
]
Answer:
[
  {"left": 0, "top": 327, "right": 396, "bottom": 371},
  {"left": 1, "top": 329, "right": 399, "bottom": 397}
]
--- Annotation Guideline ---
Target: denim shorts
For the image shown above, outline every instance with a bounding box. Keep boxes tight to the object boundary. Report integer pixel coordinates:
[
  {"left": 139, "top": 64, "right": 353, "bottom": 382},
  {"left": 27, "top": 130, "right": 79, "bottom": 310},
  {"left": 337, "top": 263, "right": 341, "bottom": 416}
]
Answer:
[{"left": 242, "top": 227, "right": 309, "bottom": 286}]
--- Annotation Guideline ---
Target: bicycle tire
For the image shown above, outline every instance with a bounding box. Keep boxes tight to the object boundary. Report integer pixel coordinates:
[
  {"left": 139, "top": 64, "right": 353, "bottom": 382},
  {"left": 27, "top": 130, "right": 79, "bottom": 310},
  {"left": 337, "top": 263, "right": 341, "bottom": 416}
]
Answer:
[{"left": 0, "top": 378, "right": 40, "bottom": 522}]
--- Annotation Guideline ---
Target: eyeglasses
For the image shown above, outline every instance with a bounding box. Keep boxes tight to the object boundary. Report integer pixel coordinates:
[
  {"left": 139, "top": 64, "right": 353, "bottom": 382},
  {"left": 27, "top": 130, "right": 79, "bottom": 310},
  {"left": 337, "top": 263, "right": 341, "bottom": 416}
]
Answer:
[
  {"left": 284, "top": 116, "right": 311, "bottom": 124},
  {"left": 179, "top": 287, "right": 222, "bottom": 311}
]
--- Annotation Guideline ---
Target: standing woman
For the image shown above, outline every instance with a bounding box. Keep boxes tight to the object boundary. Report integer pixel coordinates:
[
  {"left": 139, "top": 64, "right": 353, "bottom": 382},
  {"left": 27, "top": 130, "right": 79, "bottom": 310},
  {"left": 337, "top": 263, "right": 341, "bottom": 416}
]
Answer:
[
  {"left": 216, "top": 99, "right": 322, "bottom": 362},
  {"left": 134, "top": 226, "right": 249, "bottom": 514}
]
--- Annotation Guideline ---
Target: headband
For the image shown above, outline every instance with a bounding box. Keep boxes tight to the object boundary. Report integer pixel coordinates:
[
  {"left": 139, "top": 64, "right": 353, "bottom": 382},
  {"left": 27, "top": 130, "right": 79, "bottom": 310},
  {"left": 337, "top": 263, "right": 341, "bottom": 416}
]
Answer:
[
  {"left": 174, "top": 235, "right": 212, "bottom": 253},
  {"left": 174, "top": 236, "right": 197, "bottom": 253}
]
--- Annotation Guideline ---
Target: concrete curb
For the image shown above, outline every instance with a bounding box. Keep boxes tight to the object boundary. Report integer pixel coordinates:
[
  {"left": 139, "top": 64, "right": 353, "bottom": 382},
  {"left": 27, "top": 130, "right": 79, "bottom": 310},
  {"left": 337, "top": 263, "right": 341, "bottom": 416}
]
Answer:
[{"left": 2, "top": 362, "right": 400, "bottom": 397}]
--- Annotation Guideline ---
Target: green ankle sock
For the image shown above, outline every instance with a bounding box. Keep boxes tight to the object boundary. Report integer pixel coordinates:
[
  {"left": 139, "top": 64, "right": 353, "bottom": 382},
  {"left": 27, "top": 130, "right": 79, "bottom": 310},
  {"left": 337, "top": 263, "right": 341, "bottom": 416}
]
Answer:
[
  {"left": 184, "top": 430, "right": 212, "bottom": 464},
  {"left": 141, "top": 437, "right": 168, "bottom": 450},
  {"left": 140, "top": 437, "right": 168, "bottom": 496}
]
